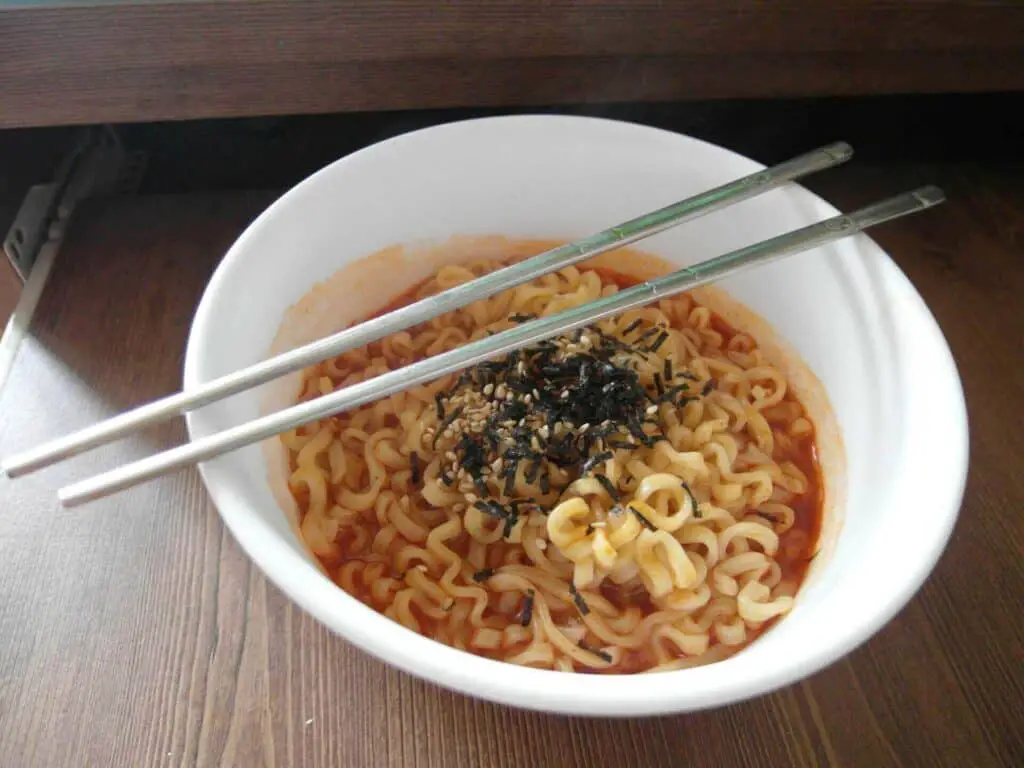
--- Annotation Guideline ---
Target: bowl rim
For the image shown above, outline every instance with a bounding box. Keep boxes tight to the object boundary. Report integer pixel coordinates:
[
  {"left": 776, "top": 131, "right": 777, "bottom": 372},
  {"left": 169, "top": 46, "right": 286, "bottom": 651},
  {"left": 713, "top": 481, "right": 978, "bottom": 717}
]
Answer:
[{"left": 184, "top": 114, "right": 969, "bottom": 715}]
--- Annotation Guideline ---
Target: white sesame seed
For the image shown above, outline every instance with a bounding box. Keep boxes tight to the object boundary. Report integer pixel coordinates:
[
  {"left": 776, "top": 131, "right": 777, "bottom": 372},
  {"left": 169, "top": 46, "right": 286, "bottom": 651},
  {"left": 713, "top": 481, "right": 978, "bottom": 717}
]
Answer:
[
  {"left": 483, "top": 383, "right": 495, "bottom": 396},
  {"left": 465, "top": 493, "right": 478, "bottom": 503},
  {"left": 579, "top": 423, "right": 591, "bottom": 432},
  {"left": 539, "top": 425, "right": 550, "bottom": 439},
  {"left": 536, "top": 539, "right": 548, "bottom": 551},
  {"left": 560, "top": 390, "right": 570, "bottom": 399},
  {"left": 646, "top": 405, "right": 659, "bottom": 415}
]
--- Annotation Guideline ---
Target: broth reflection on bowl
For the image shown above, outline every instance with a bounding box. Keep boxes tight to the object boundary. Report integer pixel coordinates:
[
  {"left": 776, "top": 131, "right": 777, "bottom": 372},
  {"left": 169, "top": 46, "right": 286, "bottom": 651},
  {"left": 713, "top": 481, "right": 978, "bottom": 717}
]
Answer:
[{"left": 278, "top": 245, "right": 823, "bottom": 674}]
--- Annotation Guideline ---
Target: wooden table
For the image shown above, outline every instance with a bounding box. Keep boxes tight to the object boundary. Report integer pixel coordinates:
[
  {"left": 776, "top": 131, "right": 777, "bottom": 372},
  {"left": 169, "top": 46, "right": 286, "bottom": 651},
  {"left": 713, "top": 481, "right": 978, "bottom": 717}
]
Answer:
[{"left": 1, "top": 164, "right": 1021, "bottom": 767}]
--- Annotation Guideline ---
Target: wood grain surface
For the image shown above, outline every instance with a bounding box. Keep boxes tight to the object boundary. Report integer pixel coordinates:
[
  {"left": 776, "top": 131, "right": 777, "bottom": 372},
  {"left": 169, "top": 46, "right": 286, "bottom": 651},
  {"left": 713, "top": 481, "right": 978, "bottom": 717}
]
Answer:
[
  {"left": 0, "top": 165, "right": 1022, "bottom": 767},
  {"left": 3, "top": 1, "right": 1024, "bottom": 128},
  {"left": 0, "top": 260, "right": 18, "bottom": 324}
]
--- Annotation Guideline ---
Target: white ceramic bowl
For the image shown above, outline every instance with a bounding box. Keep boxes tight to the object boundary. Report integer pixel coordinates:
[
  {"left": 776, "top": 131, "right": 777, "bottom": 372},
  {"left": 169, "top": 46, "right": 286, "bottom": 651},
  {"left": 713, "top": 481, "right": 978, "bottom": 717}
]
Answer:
[{"left": 184, "top": 115, "right": 968, "bottom": 716}]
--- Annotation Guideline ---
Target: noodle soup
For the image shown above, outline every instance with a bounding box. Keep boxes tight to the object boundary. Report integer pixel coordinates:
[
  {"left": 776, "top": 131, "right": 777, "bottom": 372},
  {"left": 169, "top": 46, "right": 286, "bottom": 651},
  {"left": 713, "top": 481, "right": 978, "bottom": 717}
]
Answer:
[{"left": 283, "top": 256, "right": 822, "bottom": 673}]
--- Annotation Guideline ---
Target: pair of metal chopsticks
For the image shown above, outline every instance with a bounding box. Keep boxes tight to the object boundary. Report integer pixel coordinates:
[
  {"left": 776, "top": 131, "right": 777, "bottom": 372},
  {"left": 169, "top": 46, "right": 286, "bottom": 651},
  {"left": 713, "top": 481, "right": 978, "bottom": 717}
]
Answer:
[{"left": 0, "top": 142, "right": 945, "bottom": 506}]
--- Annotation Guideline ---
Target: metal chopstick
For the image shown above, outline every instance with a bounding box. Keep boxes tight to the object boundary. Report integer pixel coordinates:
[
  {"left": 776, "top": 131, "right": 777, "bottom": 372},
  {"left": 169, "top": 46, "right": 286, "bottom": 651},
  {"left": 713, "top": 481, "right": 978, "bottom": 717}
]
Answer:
[
  {"left": 57, "top": 186, "right": 945, "bottom": 507},
  {"left": 1, "top": 142, "right": 853, "bottom": 479}
]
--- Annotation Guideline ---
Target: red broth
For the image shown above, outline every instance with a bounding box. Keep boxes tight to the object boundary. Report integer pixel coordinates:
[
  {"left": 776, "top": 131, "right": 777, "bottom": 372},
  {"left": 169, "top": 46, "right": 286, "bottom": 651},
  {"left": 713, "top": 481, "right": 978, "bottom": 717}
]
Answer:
[{"left": 291, "top": 258, "right": 823, "bottom": 673}]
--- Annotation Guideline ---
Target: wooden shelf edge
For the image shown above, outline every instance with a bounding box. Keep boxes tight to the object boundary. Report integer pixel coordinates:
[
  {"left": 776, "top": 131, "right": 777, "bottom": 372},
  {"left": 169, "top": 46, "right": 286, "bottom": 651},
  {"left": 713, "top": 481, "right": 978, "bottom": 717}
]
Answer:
[{"left": 2, "top": 1, "right": 1023, "bottom": 128}]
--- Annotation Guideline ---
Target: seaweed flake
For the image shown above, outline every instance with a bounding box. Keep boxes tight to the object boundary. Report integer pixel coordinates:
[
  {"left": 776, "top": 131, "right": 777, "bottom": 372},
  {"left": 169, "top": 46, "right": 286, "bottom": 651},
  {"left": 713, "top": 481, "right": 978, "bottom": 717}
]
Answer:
[
  {"left": 472, "top": 568, "right": 496, "bottom": 583},
  {"left": 594, "top": 473, "right": 620, "bottom": 501},
  {"left": 569, "top": 583, "right": 591, "bottom": 616},
  {"left": 521, "top": 589, "right": 535, "bottom": 626},
  {"left": 578, "top": 640, "right": 613, "bottom": 663},
  {"left": 681, "top": 482, "right": 701, "bottom": 518},
  {"left": 630, "top": 504, "right": 656, "bottom": 530}
]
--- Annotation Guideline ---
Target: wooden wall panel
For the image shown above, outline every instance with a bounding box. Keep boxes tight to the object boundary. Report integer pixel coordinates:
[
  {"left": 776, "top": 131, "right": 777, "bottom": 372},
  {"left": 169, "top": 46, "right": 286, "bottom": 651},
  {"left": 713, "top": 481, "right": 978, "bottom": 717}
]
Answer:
[{"left": 2, "top": 1, "right": 1022, "bottom": 128}]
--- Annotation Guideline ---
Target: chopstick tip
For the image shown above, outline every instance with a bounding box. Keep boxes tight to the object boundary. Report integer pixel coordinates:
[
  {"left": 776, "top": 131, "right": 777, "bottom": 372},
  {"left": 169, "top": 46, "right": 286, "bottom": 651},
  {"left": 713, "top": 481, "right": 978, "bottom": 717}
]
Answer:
[
  {"left": 912, "top": 185, "right": 946, "bottom": 208},
  {"left": 1, "top": 456, "right": 22, "bottom": 479},
  {"left": 824, "top": 142, "right": 854, "bottom": 163},
  {"left": 56, "top": 485, "right": 83, "bottom": 508}
]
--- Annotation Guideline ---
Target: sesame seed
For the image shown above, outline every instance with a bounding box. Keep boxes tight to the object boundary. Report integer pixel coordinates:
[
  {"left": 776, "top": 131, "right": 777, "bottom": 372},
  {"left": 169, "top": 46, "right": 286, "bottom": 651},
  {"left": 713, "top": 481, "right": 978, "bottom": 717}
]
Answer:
[
  {"left": 483, "top": 383, "right": 494, "bottom": 396},
  {"left": 646, "top": 405, "right": 659, "bottom": 415},
  {"left": 536, "top": 539, "right": 548, "bottom": 551},
  {"left": 539, "top": 425, "right": 550, "bottom": 439},
  {"left": 560, "top": 390, "right": 570, "bottom": 399}
]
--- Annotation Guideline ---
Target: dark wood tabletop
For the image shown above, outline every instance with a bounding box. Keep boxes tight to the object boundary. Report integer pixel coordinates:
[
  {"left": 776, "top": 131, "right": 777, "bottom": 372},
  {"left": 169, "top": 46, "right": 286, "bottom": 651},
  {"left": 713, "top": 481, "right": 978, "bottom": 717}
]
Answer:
[
  {"left": 3, "top": 1, "right": 1024, "bottom": 128},
  {"left": 0, "top": 163, "right": 1021, "bottom": 767}
]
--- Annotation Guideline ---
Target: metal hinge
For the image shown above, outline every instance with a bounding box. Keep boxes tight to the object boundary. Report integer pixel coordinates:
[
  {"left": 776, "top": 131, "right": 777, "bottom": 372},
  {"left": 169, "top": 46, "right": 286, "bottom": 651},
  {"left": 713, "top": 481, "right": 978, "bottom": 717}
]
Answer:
[{"left": 3, "top": 126, "right": 146, "bottom": 281}]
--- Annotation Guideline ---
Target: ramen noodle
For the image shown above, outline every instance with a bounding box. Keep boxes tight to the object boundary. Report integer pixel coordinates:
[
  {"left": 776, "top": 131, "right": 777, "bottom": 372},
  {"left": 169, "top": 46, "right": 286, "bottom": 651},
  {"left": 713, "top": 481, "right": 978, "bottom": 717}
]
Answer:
[{"left": 284, "top": 257, "right": 822, "bottom": 673}]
